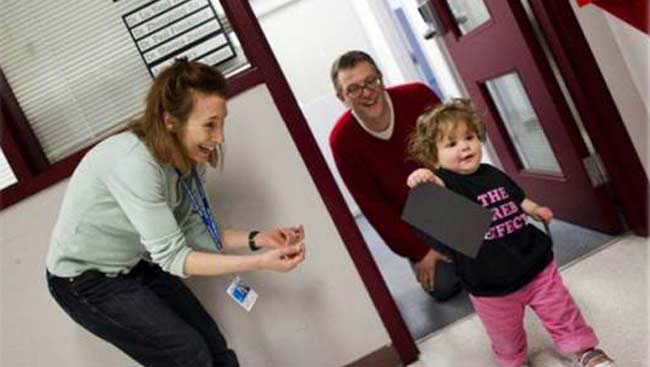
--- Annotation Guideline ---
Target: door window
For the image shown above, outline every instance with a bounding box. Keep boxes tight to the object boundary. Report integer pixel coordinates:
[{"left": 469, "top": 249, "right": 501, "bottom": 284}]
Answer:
[
  {"left": 445, "top": 0, "right": 491, "bottom": 35},
  {"left": 0, "top": 148, "right": 17, "bottom": 190},
  {"left": 484, "top": 72, "right": 562, "bottom": 173}
]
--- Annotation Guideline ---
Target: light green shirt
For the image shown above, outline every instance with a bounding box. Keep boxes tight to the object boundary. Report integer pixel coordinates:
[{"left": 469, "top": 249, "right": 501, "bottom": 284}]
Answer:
[{"left": 46, "top": 131, "right": 217, "bottom": 278}]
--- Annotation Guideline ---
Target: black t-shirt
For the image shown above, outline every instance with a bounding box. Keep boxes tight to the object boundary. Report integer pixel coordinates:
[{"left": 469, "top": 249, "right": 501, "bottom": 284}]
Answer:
[{"left": 435, "top": 164, "right": 553, "bottom": 297}]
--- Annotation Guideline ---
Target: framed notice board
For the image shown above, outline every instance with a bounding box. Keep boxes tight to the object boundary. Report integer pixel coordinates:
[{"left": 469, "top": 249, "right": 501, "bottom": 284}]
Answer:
[{"left": 123, "top": 0, "right": 237, "bottom": 77}]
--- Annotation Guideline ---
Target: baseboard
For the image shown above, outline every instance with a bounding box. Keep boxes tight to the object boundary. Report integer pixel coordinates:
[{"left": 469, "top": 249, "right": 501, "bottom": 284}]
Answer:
[{"left": 343, "top": 344, "right": 403, "bottom": 367}]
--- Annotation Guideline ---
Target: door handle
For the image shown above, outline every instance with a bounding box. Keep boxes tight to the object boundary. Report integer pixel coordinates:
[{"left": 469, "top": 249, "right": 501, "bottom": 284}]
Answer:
[{"left": 417, "top": 0, "right": 444, "bottom": 39}]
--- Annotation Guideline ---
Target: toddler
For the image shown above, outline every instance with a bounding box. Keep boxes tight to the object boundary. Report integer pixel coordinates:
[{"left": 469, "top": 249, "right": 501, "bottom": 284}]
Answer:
[{"left": 406, "top": 98, "right": 615, "bottom": 367}]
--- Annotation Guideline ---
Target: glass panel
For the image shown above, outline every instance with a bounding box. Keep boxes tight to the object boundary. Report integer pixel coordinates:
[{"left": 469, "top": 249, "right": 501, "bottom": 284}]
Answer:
[
  {"left": 209, "top": 1, "right": 251, "bottom": 76},
  {"left": 485, "top": 72, "right": 563, "bottom": 174},
  {"left": 445, "top": 0, "right": 491, "bottom": 35},
  {"left": 0, "top": 148, "right": 18, "bottom": 190},
  {"left": 0, "top": 0, "right": 250, "bottom": 163}
]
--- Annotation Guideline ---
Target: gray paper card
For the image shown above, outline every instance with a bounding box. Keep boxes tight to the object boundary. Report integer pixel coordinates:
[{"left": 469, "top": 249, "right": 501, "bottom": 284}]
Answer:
[{"left": 401, "top": 183, "right": 493, "bottom": 258}]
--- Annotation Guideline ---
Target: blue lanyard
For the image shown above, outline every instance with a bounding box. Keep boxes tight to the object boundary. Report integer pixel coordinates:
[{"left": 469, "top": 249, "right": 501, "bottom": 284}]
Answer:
[{"left": 177, "top": 167, "right": 223, "bottom": 252}]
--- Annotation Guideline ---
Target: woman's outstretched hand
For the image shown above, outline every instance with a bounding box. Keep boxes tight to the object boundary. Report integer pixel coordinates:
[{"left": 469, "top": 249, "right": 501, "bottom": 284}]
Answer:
[
  {"left": 257, "top": 225, "right": 305, "bottom": 249},
  {"left": 406, "top": 168, "right": 445, "bottom": 188},
  {"left": 256, "top": 225, "right": 306, "bottom": 272},
  {"left": 258, "top": 243, "right": 306, "bottom": 272}
]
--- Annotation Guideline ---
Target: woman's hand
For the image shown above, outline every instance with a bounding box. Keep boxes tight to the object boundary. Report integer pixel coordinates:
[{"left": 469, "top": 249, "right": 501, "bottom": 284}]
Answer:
[
  {"left": 407, "top": 168, "right": 445, "bottom": 189},
  {"left": 258, "top": 243, "right": 306, "bottom": 272},
  {"left": 256, "top": 225, "right": 305, "bottom": 249}
]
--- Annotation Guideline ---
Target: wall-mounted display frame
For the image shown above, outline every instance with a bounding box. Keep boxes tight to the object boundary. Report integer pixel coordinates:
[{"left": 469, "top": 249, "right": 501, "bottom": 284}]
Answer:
[{"left": 123, "top": 0, "right": 237, "bottom": 77}]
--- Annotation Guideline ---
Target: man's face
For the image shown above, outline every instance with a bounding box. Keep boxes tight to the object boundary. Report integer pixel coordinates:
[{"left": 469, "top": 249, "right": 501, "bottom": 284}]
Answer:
[{"left": 336, "top": 61, "right": 388, "bottom": 123}]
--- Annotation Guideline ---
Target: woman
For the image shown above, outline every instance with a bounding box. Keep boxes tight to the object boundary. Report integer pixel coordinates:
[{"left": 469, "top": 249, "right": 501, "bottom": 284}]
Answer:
[{"left": 46, "top": 59, "right": 306, "bottom": 367}]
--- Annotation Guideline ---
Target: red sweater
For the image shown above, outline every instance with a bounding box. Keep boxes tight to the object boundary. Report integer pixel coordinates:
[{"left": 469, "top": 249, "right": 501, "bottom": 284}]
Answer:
[{"left": 329, "top": 83, "right": 440, "bottom": 262}]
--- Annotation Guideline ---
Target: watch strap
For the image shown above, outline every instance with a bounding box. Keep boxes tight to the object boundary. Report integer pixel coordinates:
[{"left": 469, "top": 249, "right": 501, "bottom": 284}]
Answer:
[{"left": 249, "top": 230, "right": 261, "bottom": 251}]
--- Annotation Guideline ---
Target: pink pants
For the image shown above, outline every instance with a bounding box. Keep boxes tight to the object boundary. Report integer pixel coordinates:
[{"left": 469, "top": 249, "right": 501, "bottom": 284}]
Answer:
[{"left": 469, "top": 261, "right": 598, "bottom": 367}]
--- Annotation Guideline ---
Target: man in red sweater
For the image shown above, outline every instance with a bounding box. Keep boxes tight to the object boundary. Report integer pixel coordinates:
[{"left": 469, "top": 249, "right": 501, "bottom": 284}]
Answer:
[{"left": 329, "top": 50, "right": 461, "bottom": 301}]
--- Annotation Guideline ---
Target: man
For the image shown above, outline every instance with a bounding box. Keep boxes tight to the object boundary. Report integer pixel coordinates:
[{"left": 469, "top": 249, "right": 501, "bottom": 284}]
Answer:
[{"left": 329, "top": 50, "right": 460, "bottom": 301}]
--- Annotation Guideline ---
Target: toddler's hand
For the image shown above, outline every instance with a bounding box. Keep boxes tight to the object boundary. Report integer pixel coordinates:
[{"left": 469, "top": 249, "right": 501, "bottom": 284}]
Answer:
[
  {"left": 534, "top": 206, "right": 554, "bottom": 225},
  {"left": 407, "top": 168, "right": 445, "bottom": 188}
]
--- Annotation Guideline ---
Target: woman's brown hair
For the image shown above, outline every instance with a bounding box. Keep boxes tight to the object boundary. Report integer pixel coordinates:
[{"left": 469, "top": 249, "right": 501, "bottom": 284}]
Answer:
[
  {"left": 408, "top": 98, "right": 486, "bottom": 169},
  {"left": 128, "top": 59, "right": 228, "bottom": 174}
]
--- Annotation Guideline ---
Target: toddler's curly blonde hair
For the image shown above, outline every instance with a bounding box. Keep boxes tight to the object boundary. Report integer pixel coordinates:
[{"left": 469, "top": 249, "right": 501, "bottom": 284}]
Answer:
[{"left": 408, "top": 98, "right": 486, "bottom": 169}]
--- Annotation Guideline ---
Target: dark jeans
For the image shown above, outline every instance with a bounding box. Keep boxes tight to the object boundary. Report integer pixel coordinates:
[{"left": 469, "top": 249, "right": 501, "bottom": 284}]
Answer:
[{"left": 47, "top": 261, "right": 239, "bottom": 367}]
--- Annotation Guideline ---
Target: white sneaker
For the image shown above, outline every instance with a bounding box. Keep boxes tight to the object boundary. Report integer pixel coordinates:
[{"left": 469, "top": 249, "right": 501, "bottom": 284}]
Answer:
[{"left": 575, "top": 349, "right": 616, "bottom": 367}]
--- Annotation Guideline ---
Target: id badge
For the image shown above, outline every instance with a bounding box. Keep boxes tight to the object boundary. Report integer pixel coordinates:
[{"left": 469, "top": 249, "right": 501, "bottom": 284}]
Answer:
[{"left": 227, "top": 276, "right": 258, "bottom": 312}]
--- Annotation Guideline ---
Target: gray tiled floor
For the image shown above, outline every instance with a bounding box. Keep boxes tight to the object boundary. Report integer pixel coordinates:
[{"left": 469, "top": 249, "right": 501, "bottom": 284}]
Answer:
[{"left": 358, "top": 216, "right": 615, "bottom": 340}]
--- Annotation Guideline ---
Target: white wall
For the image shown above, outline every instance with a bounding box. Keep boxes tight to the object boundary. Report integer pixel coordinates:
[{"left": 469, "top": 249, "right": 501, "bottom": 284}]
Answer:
[
  {"left": 396, "top": 0, "right": 466, "bottom": 100},
  {"left": 255, "top": 0, "right": 375, "bottom": 102},
  {"left": 255, "top": 0, "right": 372, "bottom": 216},
  {"left": 0, "top": 85, "right": 389, "bottom": 367},
  {"left": 570, "top": 3, "right": 650, "bottom": 178}
]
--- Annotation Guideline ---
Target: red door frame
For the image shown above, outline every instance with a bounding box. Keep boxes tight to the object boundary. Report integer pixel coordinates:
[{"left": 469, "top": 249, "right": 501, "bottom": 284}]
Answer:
[{"left": 218, "top": 0, "right": 420, "bottom": 363}]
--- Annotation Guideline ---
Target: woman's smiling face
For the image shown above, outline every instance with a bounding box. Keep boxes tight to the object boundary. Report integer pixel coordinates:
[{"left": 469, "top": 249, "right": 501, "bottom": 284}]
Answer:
[{"left": 178, "top": 92, "right": 227, "bottom": 164}]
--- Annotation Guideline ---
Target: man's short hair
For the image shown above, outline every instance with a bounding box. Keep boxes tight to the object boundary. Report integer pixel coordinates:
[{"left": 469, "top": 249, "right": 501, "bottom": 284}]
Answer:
[{"left": 330, "top": 50, "right": 382, "bottom": 95}]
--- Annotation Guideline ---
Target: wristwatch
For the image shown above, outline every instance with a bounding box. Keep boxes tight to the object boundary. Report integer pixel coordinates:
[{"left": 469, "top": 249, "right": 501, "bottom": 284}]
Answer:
[{"left": 248, "top": 230, "right": 261, "bottom": 251}]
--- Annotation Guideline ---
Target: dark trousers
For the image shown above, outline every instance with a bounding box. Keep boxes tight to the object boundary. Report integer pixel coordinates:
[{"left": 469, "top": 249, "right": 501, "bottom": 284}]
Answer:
[{"left": 47, "top": 261, "right": 239, "bottom": 367}]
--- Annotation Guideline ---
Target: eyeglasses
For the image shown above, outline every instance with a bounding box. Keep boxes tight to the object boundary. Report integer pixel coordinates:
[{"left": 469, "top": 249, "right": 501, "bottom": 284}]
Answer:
[{"left": 344, "top": 76, "right": 382, "bottom": 98}]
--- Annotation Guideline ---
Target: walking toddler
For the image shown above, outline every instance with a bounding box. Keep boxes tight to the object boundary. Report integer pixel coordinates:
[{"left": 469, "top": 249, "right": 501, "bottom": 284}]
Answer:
[{"left": 406, "top": 98, "right": 615, "bottom": 367}]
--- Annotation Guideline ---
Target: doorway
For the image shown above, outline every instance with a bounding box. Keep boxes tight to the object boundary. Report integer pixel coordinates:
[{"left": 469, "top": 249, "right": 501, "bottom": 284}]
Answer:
[
  {"left": 364, "top": 0, "right": 622, "bottom": 340},
  {"left": 249, "top": 0, "right": 645, "bottom": 364}
]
